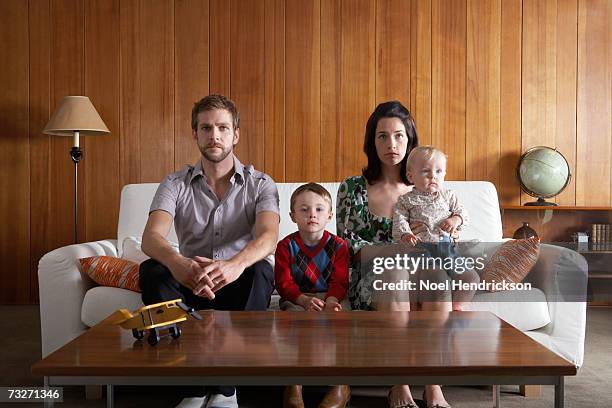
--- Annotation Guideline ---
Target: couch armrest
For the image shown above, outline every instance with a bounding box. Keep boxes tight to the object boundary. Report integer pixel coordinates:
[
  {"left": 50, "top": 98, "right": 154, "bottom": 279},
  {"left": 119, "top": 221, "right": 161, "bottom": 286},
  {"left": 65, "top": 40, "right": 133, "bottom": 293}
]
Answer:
[
  {"left": 524, "top": 244, "right": 588, "bottom": 367},
  {"left": 38, "top": 240, "right": 118, "bottom": 357}
]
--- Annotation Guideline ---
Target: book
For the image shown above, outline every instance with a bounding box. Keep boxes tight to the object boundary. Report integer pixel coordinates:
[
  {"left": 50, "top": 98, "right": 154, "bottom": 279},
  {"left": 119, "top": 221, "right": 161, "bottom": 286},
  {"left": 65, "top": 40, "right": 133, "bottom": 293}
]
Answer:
[{"left": 590, "top": 224, "right": 612, "bottom": 251}]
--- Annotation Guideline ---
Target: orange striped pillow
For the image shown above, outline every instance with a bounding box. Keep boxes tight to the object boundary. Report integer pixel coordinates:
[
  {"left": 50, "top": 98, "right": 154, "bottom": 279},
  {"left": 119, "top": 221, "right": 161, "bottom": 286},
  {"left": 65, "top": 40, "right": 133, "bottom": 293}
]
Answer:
[
  {"left": 80, "top": 256, "right": 140, "bottom": 292},
  {"left": 480, "top": 237, "right": 540, "bottom": 292}
]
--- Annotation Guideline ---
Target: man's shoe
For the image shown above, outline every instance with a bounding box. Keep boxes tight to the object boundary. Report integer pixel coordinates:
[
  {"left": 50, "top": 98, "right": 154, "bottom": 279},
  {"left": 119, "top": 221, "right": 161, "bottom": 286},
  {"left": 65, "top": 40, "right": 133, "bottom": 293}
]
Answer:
[
  {"left": 319, "top": 385, "right": 350, "bottom": 408},
  {"left": 283, "top": 385, "right": 305, "bottom": 408},
  {"left": 204, "top": 392, "right": 238, "bottom": 408},
  {"left": 175, "top": 395, "right": 209, "bottom": 408}
]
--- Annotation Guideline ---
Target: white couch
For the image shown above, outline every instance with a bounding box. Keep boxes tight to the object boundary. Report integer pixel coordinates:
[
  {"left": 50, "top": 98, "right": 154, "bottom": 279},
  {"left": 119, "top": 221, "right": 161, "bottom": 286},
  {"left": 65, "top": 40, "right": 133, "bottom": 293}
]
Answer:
[{"left": 38, "top": 181, "right": 588, "bottom": 370}]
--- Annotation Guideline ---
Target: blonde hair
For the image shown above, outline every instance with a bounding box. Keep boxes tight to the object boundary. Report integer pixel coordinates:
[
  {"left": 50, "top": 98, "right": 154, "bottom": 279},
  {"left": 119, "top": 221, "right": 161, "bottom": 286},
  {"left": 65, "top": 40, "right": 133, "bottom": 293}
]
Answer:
[
  {"left": 406, "top": 146, "right": 447, "bottom": 170},
  {"left": 290, "top": 183, "right": 333, "bottom": 212}
]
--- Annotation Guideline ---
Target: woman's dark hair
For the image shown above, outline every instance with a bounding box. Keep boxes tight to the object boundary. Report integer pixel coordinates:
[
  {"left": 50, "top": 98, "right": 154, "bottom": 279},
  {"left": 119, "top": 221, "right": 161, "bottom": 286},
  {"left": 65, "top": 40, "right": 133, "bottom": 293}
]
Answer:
[{"left": 362, "top": 100, "right": 418, "bottom": 185}]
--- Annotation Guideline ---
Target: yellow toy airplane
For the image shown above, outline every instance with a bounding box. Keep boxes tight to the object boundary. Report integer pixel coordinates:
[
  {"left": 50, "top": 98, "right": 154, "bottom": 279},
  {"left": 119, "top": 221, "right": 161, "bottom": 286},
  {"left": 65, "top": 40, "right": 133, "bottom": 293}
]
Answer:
[{"left": 115, "top": 299, "right": 202, "bottom": 345}]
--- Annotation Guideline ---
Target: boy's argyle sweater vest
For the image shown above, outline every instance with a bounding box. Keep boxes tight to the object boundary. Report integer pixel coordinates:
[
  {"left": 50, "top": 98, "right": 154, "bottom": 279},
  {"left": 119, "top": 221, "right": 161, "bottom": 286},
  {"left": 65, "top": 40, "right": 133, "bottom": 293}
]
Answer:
[{"left": 274, "top": 230, "right": 349, "bottom": 303}]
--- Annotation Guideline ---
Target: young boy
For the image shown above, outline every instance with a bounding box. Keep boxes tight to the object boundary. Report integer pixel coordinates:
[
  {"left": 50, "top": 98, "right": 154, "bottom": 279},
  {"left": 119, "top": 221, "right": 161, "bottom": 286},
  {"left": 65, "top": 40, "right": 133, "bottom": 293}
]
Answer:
[
  {"left": 275, "top": 182, "right": 349, "bottom": 311},
  {"left": 392, "top": 146, "right": 480, "bottom": 311},
  {"left": 274, "top": 183, "right": 350, "bottom": 408}
]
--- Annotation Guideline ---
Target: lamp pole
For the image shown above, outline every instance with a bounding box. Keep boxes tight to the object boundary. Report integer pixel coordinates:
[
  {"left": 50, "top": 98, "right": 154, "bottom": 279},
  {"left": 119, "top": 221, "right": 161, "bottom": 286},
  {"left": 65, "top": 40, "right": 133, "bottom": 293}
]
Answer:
[{"left": 70, "top": 131, "right": 83, "bottom": 243}]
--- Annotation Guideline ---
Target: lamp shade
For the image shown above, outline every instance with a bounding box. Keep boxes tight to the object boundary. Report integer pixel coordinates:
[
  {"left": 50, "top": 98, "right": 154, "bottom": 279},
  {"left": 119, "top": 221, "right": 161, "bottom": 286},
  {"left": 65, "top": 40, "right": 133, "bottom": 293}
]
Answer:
[{"left": 43, "top": 96, "right": 110, "bottom": 137}]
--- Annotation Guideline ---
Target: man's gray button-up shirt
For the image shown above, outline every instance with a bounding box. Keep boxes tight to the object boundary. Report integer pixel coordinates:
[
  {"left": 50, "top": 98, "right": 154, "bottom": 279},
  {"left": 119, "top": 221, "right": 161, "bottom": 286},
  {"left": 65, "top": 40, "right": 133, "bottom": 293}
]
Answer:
[{"left": 149, "top": 156, "right": 280, "bottom": 263}]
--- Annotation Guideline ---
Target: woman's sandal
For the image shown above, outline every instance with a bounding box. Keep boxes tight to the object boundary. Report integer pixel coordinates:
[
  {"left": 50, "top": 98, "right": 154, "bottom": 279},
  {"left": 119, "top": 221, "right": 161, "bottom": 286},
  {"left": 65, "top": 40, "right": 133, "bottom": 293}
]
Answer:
[
  {"left": 422, "top": 390, "right": 452, "bottom": 408},
  {"left": 387, "top": 390, "right": 418, "bottom": 408}
]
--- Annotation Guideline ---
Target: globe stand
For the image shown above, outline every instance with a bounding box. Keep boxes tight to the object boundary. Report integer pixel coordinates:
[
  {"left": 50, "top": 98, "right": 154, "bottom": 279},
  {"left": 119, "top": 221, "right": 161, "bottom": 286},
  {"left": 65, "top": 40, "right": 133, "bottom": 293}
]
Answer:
[{"left": 524, "top": 197, "right": 557, "bottom": 206}]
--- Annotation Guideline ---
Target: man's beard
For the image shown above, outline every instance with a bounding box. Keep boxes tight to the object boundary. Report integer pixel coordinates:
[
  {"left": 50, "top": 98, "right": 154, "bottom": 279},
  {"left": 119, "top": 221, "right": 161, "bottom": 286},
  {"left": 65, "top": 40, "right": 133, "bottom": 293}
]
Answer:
[{"left": 199, "top": 142, "right": 233, "bottom": 163}]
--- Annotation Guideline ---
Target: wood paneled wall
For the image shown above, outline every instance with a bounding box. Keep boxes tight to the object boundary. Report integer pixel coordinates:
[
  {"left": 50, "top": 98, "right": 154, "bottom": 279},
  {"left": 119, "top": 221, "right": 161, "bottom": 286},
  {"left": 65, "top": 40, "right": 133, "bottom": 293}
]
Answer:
[{"left": 1, "top": 0, "right": 611, "bottom": 303}]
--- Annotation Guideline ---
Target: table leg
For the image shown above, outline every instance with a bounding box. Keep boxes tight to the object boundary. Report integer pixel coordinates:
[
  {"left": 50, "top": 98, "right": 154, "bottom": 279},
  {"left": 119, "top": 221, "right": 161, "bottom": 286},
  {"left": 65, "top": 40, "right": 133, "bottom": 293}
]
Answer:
[
  {"left": 44, "top": 376, "right": 54, "bottom": 408},
  {"left": 555, "top": 377, "right": 564, "bottom": 408},
  {"left": 106, "top": 385, "right": 114, "bottom": 408},
  {"left": 492, "top": 385, "right": 501, "bottom": 408}
]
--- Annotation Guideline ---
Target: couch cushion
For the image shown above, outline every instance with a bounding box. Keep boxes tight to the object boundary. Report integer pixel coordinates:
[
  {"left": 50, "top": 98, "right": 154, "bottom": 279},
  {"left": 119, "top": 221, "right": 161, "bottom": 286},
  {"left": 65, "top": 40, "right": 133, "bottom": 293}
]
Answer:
[
  {"left": 82, "top": 286, "right": 143, "bottom": 327},
  {"left": 83, "top": 287, "right": 284, "bottom": 328},
  {"left": 117, "top": 181, "right": 503, "bottom": 249},
  {"left": 118, "top": 184, "right": 179, "bottom": 257},
  {"left": 122, "top": 236, "right": 179, "bottom": 264},
  {"left": 467, "top": 287, "right": 551, "bottom": 331},
  {"left": 81, "top": 286, "right": 548, "bottom": 331},
  {"left": 122, "top": 236, "right": 149, "bottom": 264},
  {"left": 443, "top": 181, "right": 502, "bottom": 241},
  {"left": 276, "top": 181, "right": 502, "bottom": 242}
]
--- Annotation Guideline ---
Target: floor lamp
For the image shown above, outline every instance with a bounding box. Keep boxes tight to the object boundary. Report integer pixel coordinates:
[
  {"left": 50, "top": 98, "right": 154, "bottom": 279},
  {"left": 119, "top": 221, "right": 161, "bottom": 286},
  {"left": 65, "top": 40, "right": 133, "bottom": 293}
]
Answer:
[{"left": 43, "top": 96, "right": 110, "bottom": 243}]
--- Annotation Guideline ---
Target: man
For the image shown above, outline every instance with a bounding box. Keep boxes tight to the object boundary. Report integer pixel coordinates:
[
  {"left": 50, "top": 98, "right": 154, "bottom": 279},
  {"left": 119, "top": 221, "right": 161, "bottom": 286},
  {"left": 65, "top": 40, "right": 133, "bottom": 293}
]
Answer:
[{"left": 140, "top": 94, "right": 280, "bottom": 408}]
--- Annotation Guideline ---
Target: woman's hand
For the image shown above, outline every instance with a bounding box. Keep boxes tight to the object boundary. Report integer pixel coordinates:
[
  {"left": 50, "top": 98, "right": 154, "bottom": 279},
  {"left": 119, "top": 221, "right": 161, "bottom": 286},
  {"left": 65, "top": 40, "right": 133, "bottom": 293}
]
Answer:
[
  {"left": 410, "top": 220, "right": 459, "bottom": 239},
  {"left": 400, "top": 232, "right": 418, "bottom": 246},
  {"left": 409, "top": 220, "right": 428, "bottom": 236}
]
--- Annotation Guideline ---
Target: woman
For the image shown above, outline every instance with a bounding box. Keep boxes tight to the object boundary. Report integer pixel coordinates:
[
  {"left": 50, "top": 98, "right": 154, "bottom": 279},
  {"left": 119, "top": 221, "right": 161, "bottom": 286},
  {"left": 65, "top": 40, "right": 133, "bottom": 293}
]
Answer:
[{"left": 336, "top": 101, "right": 452, "bottom": 408}]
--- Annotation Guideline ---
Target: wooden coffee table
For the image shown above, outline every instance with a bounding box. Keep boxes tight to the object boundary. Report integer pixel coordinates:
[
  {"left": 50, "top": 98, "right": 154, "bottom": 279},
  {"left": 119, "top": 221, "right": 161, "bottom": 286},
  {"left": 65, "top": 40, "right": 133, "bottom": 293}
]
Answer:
[{"left": 32, "top": 311, "right": 575, "bottom": 408}]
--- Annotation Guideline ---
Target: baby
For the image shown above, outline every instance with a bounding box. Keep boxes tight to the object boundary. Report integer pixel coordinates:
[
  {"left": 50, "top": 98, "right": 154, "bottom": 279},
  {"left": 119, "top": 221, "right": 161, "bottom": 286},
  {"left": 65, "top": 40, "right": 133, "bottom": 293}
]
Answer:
[{"left": 392, "top": 146, "right": 480, "bottom": 311}]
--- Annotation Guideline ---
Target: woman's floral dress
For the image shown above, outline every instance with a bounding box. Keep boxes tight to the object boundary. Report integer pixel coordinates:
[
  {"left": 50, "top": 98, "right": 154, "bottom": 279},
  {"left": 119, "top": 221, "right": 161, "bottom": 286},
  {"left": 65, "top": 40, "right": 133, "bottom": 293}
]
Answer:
[{"left": 336, "top": 175, "right": 394, "bottom": 310}]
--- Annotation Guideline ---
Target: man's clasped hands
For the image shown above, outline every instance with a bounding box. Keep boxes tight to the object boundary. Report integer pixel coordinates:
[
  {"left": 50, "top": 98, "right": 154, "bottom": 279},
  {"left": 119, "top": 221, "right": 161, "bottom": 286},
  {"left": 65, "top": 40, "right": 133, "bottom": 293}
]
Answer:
[{"left": 170, "top": 255, "right": 245, "bottom": 300}]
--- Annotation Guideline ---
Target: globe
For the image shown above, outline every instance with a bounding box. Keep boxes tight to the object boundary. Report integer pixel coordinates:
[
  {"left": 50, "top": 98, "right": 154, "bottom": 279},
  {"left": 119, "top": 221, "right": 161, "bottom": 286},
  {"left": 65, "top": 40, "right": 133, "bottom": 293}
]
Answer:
[{"left": 516, "top": 146, "right": 571, "bottom": 206}]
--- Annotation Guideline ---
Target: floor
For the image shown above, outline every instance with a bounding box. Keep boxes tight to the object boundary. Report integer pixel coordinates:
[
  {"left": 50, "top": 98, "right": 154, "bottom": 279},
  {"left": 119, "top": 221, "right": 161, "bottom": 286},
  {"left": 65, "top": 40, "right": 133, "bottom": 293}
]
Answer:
[{"left": 1, "top": 306, "right": 610, "bottom": 407}]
